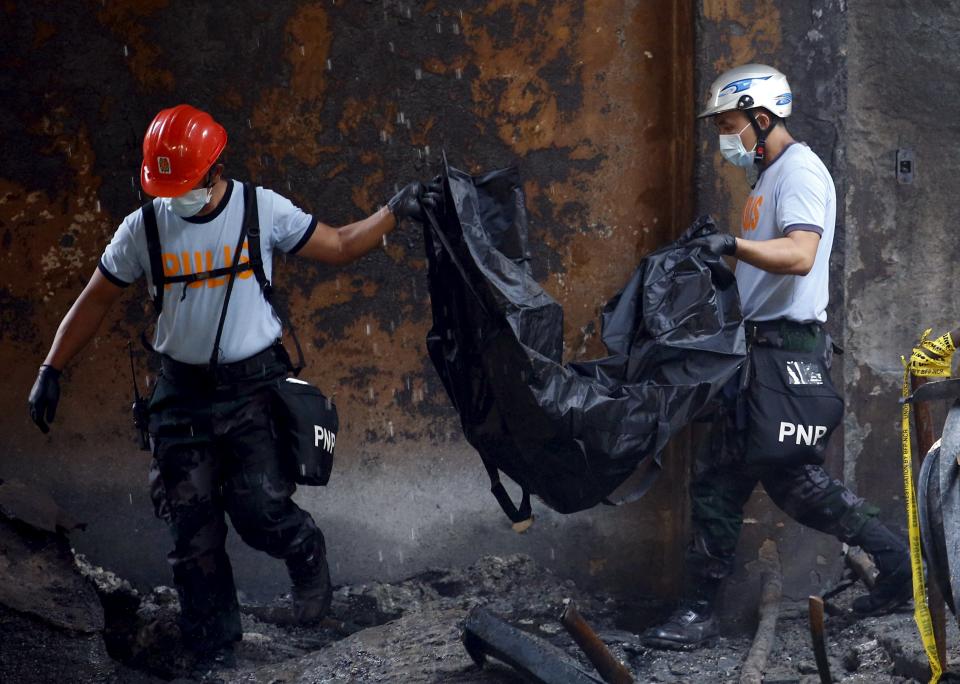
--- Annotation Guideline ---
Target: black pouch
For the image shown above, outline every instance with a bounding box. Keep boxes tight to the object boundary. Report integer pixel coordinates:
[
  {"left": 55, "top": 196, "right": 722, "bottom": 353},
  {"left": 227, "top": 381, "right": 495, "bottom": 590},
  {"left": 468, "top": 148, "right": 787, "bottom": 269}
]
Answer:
[
  {"left": 271, "top": 377, "right": 339, "bottom": 485},
  {"left": 745, "top": 343, "right": 843, "bottom": 465}
]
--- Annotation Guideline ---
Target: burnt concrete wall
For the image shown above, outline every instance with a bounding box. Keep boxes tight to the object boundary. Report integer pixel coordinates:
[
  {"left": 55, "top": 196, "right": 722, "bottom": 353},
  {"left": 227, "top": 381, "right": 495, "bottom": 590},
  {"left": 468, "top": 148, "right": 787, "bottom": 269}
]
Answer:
[
  {"left": 844, "top": 4, "right": 960, "bottom": 539},
  {"left": 694, "top": 0, "right": 850, "bottom": 624},
  {"left": 0, "top": 1, "right": 694, "bottom": 602}
]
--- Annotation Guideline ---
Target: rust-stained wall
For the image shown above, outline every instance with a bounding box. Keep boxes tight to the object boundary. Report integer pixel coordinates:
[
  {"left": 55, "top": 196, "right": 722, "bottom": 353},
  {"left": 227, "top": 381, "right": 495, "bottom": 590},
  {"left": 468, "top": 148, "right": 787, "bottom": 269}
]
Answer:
[
  {"left": 844, "top": 0, "right": 960, "bottom": 578},
  {"left": 0, "top": 1, "right": 693, "bottom": 602}
]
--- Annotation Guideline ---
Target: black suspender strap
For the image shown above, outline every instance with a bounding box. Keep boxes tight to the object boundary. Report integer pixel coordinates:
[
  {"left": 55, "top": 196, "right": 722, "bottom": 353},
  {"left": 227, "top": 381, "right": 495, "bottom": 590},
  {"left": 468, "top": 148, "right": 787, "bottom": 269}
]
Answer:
[
  {"left": 164, "top": 262, "right": 253, "bottom": 285},
  {"left": 208, "top": 184, "right": 255, "bottom": 372},
  {"left": 245, "top": 182, "right": 306, "bottom": 375},
  {"left": 140, "top": 183, "right": 307, "bottom": 375},
  {"left": 141, "top": 198, "right": 255, "bottom": 305},
  {"left": 141, "top": 199, "right": 165, "bottom": 314}
]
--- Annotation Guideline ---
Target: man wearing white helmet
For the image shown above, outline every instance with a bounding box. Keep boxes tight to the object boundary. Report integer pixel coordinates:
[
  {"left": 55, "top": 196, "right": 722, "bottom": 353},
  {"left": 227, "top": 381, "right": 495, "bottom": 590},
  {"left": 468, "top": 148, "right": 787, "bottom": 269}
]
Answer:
[{"left": 643, "top": 64, "right": 910, "bottom": 650}]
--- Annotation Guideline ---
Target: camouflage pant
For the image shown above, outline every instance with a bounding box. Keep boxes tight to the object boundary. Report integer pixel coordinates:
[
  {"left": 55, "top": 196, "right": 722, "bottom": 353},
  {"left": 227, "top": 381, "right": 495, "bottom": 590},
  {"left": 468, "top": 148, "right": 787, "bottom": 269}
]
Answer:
[
  {"left": 688, "top": 438, "right": 879, "bottom": 590},
  {"left": 147, "top": 354, "right": 324, "bottom": 649},
  {"left": 687, "top": 323, "right": 879, "bottom": 598}
]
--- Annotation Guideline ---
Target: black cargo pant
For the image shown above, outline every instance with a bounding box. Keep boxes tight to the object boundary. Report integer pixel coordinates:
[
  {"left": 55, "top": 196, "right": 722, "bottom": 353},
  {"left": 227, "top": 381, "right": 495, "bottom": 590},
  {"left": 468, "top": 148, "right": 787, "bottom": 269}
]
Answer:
[
  {"left": 147, "top": 345, "right": 324, "bottom": 649},
  {"left": 687, "top": 322, "right": 879, "bottom": 599}
]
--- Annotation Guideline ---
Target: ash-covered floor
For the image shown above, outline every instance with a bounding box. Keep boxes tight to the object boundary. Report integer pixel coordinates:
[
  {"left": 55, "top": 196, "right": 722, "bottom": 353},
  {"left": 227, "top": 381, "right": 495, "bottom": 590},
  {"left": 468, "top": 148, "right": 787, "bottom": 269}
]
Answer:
[
  {"left": 74, "top": 554, "right": 958, "bottom": 683},
  {"left": 0, "top": 483, "right": 950, "bottom": 684}
]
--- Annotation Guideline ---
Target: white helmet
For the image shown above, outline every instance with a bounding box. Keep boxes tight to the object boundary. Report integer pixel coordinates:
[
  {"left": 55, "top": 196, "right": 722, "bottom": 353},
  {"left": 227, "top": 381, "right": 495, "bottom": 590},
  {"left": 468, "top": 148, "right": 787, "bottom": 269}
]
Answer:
[{"left": 698, "top": 64, "right": 792, "bottom": 119}]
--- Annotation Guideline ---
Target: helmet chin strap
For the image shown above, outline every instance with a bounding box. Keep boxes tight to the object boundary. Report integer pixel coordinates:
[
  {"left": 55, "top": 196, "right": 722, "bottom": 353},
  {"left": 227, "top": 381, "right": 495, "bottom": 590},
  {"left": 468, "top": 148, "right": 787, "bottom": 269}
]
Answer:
[
  {"left": 737, "top": 95, "right": 779, "bottom": 167},
  {"left": 746, "top": 109, "right": 779, "bottom": 165}
]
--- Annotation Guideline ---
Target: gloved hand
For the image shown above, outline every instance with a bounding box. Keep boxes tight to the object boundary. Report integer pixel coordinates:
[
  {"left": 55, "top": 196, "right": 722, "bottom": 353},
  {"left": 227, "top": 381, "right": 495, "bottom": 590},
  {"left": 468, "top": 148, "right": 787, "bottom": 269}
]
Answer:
[
  {"left": 419, "top": 177, "right": 444, "bottom": 217},
  {"left": 28, "top": 364, "right": 61, "bottom": 434},
  {"left": 387, "top": 181, "right": 426, "bottom": 223},
  {"left": 908, "top": 329, "right": 956, "bottom": 377},
  {"left": 685, "top": 232, "right": 738, "bottom": 256}
]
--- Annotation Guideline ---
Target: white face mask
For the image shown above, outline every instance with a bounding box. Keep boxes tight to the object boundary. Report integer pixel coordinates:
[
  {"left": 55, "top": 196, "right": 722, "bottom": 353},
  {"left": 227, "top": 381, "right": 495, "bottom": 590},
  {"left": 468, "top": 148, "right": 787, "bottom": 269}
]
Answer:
[
  {"left": 718, "top": 123, "right": 756, "bottom": 169},
  {"left": 165, "top": 186, "right": 212, "bottom": 218}
]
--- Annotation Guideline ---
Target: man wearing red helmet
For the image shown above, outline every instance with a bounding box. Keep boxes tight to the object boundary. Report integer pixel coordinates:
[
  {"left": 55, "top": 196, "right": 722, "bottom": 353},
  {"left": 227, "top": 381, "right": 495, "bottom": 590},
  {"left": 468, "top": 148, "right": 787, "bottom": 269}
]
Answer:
[{"left": 28, "top": 104, "right": 432, "bottom": 661}]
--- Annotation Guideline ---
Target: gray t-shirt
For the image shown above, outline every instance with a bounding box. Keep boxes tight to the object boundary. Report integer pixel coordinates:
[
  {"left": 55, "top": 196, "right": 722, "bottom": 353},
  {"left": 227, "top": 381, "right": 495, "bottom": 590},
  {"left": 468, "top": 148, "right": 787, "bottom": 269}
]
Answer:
[
  {"left": 99, "top": 180, "right": 317, "bottom": 363},
  {"left": 735, "top": 143, "right": 836, "bottom": 323}
]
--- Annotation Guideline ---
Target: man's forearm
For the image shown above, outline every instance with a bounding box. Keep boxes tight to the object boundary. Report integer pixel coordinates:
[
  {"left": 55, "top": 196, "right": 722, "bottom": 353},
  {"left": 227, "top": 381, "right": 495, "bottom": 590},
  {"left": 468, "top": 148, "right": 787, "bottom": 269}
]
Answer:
[
  {"left": 337, "top": 207, "right": 397, "bottom": 261},
  {"left": 734, "top": 236, "right": 815, "bottom": 275},
  {"left": 44, "top": 283, "right": 117, "bottom": 370}
]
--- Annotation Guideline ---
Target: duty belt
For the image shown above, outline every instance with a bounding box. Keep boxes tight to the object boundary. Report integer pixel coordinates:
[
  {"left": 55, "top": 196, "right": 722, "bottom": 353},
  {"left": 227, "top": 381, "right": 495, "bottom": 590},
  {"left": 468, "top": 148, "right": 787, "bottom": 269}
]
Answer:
[
  {"left": 160, "top": 343, "right": 291, "bottom": 387},
  {"left": 745, "top": 319, "right": 821, "bottom": 347}
]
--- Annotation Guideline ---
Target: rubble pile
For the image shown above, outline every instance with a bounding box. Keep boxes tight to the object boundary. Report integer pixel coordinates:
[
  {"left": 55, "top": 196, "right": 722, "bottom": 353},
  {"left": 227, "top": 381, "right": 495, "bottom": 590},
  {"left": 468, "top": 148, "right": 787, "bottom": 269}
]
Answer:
[
  {"left": 77, "top": 553, "right": 951, "bottom": 683},
  {"left": 0, "top": 478, "right": 951, "bottom": 684},
  {"left": 232, "top": 555, "right": 618, "bottom": 683}
]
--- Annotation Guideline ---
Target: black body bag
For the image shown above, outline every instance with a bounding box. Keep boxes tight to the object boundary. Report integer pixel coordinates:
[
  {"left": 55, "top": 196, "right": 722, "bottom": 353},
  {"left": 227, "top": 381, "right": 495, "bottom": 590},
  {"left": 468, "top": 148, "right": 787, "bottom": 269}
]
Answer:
[
  {"left": 745, "top": 342, "right": 843, "bottom": 466},
  {"left": 272, "top": 377, "right": 339, "bottom": 486},
  {"left": 422, "top": 158, "right": 746, "bottom": 521}
]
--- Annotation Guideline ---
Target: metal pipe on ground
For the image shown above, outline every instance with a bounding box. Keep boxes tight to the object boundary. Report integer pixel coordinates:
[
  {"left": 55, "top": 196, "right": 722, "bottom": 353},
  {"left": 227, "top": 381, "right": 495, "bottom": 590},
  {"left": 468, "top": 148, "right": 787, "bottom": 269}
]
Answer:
[
  {"left": 461, "top": 606, "right": 605, "bottom": 684},
  {"left": 808, "top": 595, "right": 832, "bottom": 684},
  {"left": 559, "top": 601, "right": 634, "bottom": 684},
  {"left": 739, "top": 540, "right": 782, "bottom": 684}
]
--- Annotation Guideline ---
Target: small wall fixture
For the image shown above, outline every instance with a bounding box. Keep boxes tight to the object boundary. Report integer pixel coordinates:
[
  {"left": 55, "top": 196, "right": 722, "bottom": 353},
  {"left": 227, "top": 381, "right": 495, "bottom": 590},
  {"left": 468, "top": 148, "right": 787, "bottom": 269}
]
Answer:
[{"left": 896, "top": 148, "right": 914, "bottom": 185}]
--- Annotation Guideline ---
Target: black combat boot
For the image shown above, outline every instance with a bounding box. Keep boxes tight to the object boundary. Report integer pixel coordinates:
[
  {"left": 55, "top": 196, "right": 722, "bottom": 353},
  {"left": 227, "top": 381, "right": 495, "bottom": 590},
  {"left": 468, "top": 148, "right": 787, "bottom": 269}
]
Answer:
[
  {"left": 642, "top": 599, "right": 718, "bottom": 650},
  {"left": 286, "top": 535, "right": 332, "bottom": 625},
  {"left": 189, "top": 642, "right": 237, "bottom": 679},
  {"left": 850, "top": 518, "right": 912, "bottom": 616},
  {"left": 173, "top": 549, "right": 243, "bottom": 651}
]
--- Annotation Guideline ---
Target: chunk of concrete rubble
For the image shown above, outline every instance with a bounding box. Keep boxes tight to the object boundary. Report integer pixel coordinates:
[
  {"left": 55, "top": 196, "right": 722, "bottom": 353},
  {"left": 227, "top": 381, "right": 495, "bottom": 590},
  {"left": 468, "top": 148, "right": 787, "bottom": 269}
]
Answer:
[
  {"left": 77, "top": 554, "right": 216, "bottom": 680},
  {"left": 0, "top": 478, "right": 85, "bottom": 534},
  {"left": 0, "top": 483, "right": 115, "bottom": 684}
]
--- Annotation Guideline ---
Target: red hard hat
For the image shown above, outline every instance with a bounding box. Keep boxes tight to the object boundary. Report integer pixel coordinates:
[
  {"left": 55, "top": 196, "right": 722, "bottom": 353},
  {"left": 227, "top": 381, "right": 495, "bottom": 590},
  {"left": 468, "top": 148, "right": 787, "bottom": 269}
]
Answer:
[{"left": 140, "top": 104, "right": 227, "bottom": 197}]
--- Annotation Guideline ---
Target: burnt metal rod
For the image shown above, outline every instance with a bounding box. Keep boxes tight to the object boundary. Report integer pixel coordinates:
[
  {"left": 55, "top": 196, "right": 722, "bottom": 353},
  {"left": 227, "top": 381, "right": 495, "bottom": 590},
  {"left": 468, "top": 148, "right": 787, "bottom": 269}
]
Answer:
[
  {"left": 911, "top": 374, "right": 949, "bottom": 668},
  {"left": 559, "top": 601, "right": 634, "bottom": 684},
  {"left": 739, "top": 540, "right": 782, "bottom": 684},
  {"left": 463, "top": 606, "right": 605, "bottom": 684},
  {"left": 808, "top": 596, "right": 832, "bottom": 684}
]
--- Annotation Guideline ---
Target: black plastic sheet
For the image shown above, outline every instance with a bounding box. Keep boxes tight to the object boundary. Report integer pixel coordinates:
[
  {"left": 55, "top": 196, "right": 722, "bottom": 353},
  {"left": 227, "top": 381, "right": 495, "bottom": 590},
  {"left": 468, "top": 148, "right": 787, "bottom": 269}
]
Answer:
[{"left": 423, "top": 161, "right": 746, "bottom": 519}]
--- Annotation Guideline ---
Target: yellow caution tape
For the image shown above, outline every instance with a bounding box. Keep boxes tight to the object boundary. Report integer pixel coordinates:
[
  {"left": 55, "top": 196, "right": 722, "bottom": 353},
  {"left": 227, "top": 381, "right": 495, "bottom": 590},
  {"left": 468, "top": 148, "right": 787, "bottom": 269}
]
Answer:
[
  {"left": 908, "top": 328, "right": 956, "bottom": 377},
  {"left": 901, "top": 346, "right": 943, "bottom": 684}
]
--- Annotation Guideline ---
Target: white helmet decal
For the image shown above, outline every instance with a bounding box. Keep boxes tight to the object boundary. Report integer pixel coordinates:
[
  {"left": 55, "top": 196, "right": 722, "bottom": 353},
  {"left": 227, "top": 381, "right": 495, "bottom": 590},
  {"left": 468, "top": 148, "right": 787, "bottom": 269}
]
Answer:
[{"left": 718, "top": 75, "right": 772, "bottom": 98}]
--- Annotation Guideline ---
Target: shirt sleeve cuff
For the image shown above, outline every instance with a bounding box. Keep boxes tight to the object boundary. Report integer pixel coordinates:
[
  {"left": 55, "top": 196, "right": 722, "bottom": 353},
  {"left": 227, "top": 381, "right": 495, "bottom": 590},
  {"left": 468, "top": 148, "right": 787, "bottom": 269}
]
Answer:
[
  {"left": 98, "top": 260, "right": 132, "bottom": 287},
  {"left": 287, "top": 216, "right": 318, "bottom": 255},
  {"left": 783, "top": 223, "right": 823, "bottom": 237}
]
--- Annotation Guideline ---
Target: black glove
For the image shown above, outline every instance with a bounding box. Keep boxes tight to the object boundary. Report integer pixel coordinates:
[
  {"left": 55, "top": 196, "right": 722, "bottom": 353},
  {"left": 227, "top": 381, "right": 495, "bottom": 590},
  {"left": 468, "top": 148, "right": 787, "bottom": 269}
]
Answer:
[
  {"left": 28, "top": 364, "right": 61, "bottom": 434},
  {"left": 419, "top": 177, "right": 444, "bottom": 217},
  {"left": 387, "top": 181, "right": 426, "bottom": 223},
  {"left": 686, "top": 232, "right": 737, "bottom": 256}
]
